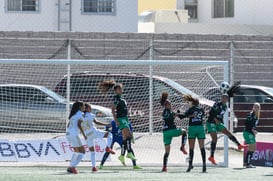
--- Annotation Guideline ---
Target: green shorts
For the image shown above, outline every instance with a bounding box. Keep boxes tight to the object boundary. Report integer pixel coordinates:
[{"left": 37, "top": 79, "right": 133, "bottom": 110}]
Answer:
[
  {"left": 117, "top": 117, "right": 130, "bottom": 130},
  {"left": 206, "top": 122, "right": 226, "bottom": 133},
  {"left": 188, "top": 125, "right": 206, "bottom": 139},
  {"left": 243, "top": 131, "right": 256, "bottom": 144},
  {"left": 163, "top": 128, "right": 182, "bottom": 145}
]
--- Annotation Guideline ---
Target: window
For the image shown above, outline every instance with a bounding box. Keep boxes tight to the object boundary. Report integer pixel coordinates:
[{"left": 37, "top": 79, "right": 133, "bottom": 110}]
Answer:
[
  {"left": 83, "top": 0, "right": 115, "bottom": 14},
  {"left": 213, "top": 0, "right": 234, "bottom": 18},
  {"left": 184, "top": 0, "right": 198, "bottom": 19},
  {"left": 7, "top": 0, "right": 39, "bottom": 12}
]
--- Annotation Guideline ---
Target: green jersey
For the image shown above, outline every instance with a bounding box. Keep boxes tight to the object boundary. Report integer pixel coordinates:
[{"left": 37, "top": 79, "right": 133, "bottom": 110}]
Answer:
[
  {"left": 244, "top": 112, "right": 258, "bottom": 134},
  {"left": 113, "top": 94, "right": 128, "bottom": 118},
  {"left": 162, "top": 108, "right": 176, "bottom": 131},
  {"left": 179, "top": 105, "right": 205, "bottom": 126},
  {"left": 207, "top": 101, "right": 227, "bottom": 123}
]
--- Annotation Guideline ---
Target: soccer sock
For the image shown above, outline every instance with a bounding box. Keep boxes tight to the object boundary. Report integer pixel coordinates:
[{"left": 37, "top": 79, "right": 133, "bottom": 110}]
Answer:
[
  {"left": 182, "top": 133, "right": 187, "bottom": 145},
  {"left": 90, "top": 151, "right": 96, "bottom": 167},
  {"left": 131, "top": 150, "right": 137, "bottom": 166},
  {"left": 246, "top": 151, "right": 253, "bottom": 165},
  {"left": 200, "top": 148, "right": 206, "bottom": 164},
  {"left": 126, "top": 138, "right": 133, "bottom": 153},
  {"left": 228, "top": 135, "right": 240, "bottom": 146},
  {"left": 210, "top": 142, "right": 216, "bottom": 157},
  {"left": 106, "top": 133, "right": 113, "bottom": 148},
  {"left": 121, "top": 140, "right": 127, "bottom": 156},
  {"left": 100, "top": 152, "right": 110, "bottom": 166},
  {"left": 69, "top": 153, "right": 78, "bottom": 167},
  {"left": 189, "top": 149, "right": 194, "bottom": 166},
  {"left": 73, "top": 152, "right": 84, "bottom": 167},
  {"left": 163, "top": 153, "right": 169, "bottom": 167}
]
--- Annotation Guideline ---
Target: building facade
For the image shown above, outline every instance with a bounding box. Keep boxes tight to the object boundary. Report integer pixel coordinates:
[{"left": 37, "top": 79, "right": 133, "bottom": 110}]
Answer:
[
  {"left": 139, "top": 0, "right": 273, "bottom": 34},
  {"left": 0, "top": 0, "right": 138, "bottom": 32}
]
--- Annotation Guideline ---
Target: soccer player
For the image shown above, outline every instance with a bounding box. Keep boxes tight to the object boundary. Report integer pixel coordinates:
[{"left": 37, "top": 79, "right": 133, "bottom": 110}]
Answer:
[
  {"left": 243, "top": 103, "right": 260, "bottom": 168},
  {"left": 99, "top": 120, "right": 142, "bottom": 169},
  {"left": 98, "top": 80, "right": 137, "bottom": 164},
  {"left": 160, "top": 92, "right": 187, "bottom": 172},
  {"left": 66, "top": 101, "right": 86, "bottom": 174},
  {"left": 206, "top": 94, "right": 248, "bottom": 165},
  {"left": 178, "top": 95, "right": 206, "bottom": 173},
  {"left": 82, "top": 103, "right": 115, "bottom": 172}
]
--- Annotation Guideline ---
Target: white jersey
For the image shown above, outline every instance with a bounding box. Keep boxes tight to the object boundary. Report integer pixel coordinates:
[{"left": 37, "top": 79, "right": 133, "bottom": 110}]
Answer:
[
  {"left": 66, "top": 110, "right": 84, "bottom": 136},
  {"left": 82, "top": 112, "right": 99, "bottom": 137}
]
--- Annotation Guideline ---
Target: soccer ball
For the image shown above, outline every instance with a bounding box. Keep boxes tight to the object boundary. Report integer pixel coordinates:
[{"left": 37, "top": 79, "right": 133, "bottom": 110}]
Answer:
[{"left": 219, "top": 82, "right": 230, "bottom": 94}]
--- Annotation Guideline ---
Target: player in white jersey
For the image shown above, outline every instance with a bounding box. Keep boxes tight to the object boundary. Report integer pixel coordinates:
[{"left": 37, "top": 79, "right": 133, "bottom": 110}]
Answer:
[
  {"left": 66, "top": 101, "right": 86, "bottom": 174},
  {"left": 82, "top": 103, "right": 115, "bottom": 172}
]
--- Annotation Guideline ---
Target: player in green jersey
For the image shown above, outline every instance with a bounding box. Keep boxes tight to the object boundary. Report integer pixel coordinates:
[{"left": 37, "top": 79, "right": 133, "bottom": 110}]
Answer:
[
  {"left": 207, "top": 94, "right": 248, "bottom": 165},
  {"left": 243, "top": 103, "right": 260, "bottom": 168},
  {"left": 160, "top": 92, "right": 187, "bottom": 172},
  {"left": 178, "top": 94, "right": 206, "bottom": 173},
  {"left": 98, "top": 80, "right": 137, "bottom": 165}
]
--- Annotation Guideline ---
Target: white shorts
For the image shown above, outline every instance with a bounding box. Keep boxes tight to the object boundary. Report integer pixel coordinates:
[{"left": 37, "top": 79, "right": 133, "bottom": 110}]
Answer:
[
  {"left": 66, "top": 134, "right": 83, "bottom": 148},
  {"left": 86, "top": 129, "right": 106, "bottom": 147}
]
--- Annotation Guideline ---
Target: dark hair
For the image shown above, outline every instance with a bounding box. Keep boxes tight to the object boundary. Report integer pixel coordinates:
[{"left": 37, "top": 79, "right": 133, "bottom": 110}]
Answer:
[
  {"left": 98, "top": 80, "right": 123, "bottom": 93},
  {"left": 183, "top": 94, "right": 199, "bottom": 106},
  {"left": 69, "top": 101, "right": 84, "bottom": 119},
  {"left": 160, "top": 92, "right": 169, "bottom": 106},
  {"left": 84, "top": 103, "right": 91, "bottom": 113}
]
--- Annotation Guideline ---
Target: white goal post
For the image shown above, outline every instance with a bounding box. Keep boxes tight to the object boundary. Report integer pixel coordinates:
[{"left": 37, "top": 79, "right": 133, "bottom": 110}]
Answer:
[{"left": 0, "top": 59, "right": 229, "bottom": 167}]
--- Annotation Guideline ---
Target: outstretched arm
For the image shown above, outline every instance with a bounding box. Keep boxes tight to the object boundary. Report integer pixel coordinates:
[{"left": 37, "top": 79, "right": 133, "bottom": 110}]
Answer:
[{"left": 94, "top": 118, "right": 109, "bottom": 126}]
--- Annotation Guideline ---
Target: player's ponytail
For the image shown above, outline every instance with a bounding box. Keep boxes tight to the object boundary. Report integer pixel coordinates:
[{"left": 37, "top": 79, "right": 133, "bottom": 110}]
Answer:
[
  {"left": 160, "top": 92, "right": 169, "bottom": 106},
  {"left": 253, "top": 102, "right": 261, "bottom": 119},
  {"left": 183, "top": 94, "right": 199, "bottom": 106}
]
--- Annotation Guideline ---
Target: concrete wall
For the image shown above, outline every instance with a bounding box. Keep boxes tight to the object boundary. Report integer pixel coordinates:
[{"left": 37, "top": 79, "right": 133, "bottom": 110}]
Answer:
[{"left": 0, "top": 31, "right": 273, "bottom": 87}]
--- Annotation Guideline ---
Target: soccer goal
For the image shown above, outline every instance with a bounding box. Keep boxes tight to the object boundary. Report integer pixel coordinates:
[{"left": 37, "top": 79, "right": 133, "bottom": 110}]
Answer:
[{"left": 0, "top": 59, "right": 229, "bottom": 167}]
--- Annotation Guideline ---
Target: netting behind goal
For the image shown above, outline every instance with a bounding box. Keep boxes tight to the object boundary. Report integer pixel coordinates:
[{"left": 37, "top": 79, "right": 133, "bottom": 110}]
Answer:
[{"left": 0, "top": 59, "right": 229, "bottom": 167}]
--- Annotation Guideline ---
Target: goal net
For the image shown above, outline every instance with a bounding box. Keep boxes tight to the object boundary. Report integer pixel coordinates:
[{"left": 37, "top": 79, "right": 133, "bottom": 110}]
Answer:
[{"left": 0, "top": 59, "right": 229, "bottom": 167}]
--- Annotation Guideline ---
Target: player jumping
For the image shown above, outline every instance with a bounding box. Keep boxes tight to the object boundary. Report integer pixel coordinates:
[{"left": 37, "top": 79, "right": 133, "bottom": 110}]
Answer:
[
  {"left": 207, "top": 93, "right": 248, "bottom": 165},
  {"left": 98, "top": 80, "right": 137, "bottom": 164}
]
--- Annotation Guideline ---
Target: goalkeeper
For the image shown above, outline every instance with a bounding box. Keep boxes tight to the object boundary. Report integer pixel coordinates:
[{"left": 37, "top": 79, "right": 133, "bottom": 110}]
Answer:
[{"left": 99, "top": 120, "right": 141, "bottom": 169}]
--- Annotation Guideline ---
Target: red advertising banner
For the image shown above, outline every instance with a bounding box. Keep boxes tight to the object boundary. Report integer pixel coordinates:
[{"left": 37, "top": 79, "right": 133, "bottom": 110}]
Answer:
[{"left": 244, "top": 142, "right": 273, "bottom": 167}]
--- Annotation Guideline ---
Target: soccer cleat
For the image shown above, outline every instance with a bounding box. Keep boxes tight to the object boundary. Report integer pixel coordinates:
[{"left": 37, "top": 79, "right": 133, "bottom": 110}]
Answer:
[
  {"left": 133, "top": 165, "right": 142, "bottom": 169},
  {"left": 126, "top": 152, "right": 136, "bottom": 160},
  {"left": 246, "top": 164, "right": 256, "bottom": 168},
  {"left": 208, "top": 156, "right": 217, "bottom": 165},
  {"left": 67, "top": 167, "right": 78, "bottom": 174},
  {"left": 98, "top": 165, "right": 103, "bottom": 169},
  {"left": 238, "top": 144, "right": 248, "bottom": 150},
  {"left": 180, "top": 145, "right": 188, "bottom": 155},
  {"left": 186, "top": 165, "right": 194, "bottom": 172},
  {"left": 105, "top": 147, "right": 115, "bottom": 154},
  {"left": 162, "top": 166, "right": 167, "bottom": 172},
  {"left": 92, "top": 167, "right": 98, "bottom": 172},
  {"left": 118, "top": 155, "right": 126, "bottom": 166}
]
